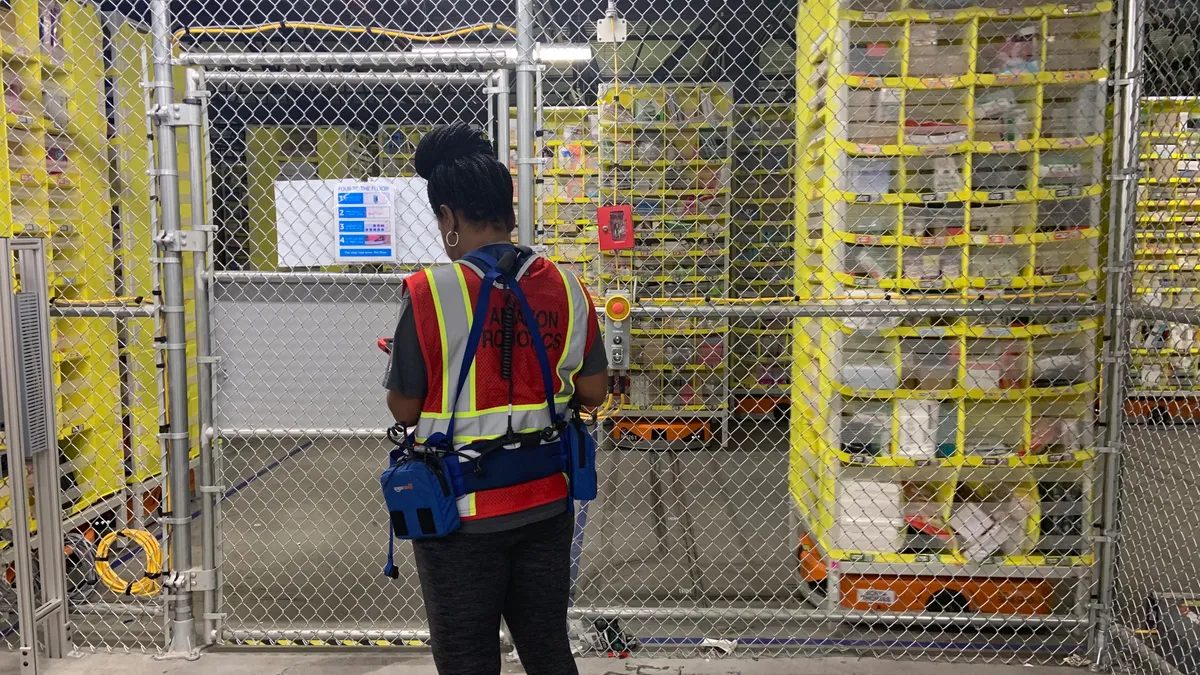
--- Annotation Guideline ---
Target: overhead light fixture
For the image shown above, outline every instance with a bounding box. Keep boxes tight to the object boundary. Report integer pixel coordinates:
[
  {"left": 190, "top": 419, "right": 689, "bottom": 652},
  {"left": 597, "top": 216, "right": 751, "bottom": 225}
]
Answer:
[{"left": 536, "top": 44, "right": 593, "bottom": 64}]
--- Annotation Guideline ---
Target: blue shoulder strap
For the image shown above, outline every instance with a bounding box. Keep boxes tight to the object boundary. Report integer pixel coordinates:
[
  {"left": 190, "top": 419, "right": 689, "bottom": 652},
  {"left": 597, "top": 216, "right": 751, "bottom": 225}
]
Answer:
[
  {"left": 461, "top": 249, "right": 561, "bottom": 428},
  {"left": 437, "top": 262, "right": 504, "bottom": 446}
]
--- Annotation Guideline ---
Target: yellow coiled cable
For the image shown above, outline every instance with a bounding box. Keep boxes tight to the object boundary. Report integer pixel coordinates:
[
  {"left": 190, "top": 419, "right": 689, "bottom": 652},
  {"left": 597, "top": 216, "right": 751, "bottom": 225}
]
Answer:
[{"left": 94, "top": 529, "right": 163, "bottom": 597}]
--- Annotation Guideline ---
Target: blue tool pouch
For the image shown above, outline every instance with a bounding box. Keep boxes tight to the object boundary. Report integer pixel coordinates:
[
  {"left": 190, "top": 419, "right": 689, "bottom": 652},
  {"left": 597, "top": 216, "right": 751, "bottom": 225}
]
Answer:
[
  {"left": 380, "top": 446, "right": 460, "bottom": 578},
  {"left": 565, "top": 416, "right": 598, "bottom": 501}
]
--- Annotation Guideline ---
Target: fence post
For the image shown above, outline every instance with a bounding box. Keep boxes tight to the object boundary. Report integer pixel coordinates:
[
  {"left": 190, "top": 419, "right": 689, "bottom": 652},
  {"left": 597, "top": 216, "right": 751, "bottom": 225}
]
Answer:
[
  {"left": 514, "top": 0, "right": 536, "bottom": 246},
  {"left": 1092, "top": 0, "right": 1145, "bottom": 667},
  {"left": 148, "top": 0, "right": 199, "bottom": 658},
  {"left": 184, "top": 66, "right": 220, "bottom": 647}
]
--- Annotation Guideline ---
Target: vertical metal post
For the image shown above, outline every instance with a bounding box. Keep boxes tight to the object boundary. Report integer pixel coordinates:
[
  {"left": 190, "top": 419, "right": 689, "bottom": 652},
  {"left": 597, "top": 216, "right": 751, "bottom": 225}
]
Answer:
[
  {"left": 515, "top": 0, "right": 537, "bottom": 246},
  {"left": 149, "top": 0, "right": 198, "bottom": 657},
  {"left": 496, "top": 70, "right": 511, "bottom": 164},
  {"left": 1, "top": 239, "right": 41, "bottom": 675},
  {"left": 1, "top": 238, "right": 72, "bottom": 674},
  {"left": 184, "top": 67, "right": 218, "bottom": 646},
  {"left": 1092, "top": 0, "right": 1144, "bottom": 667}
]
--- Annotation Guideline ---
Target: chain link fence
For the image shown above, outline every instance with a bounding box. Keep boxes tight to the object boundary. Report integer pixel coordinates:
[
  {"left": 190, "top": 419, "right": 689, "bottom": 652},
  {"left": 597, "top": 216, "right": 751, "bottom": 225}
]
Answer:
[
  {"left": 1108, "top": 0, "right": 1200, "bottom": 671},
  {"left": 0, "top": 1, "right": 180, "bottom": 655},
  {"left": 6, "top": 0, "right": 1189, "bottom": 668}
]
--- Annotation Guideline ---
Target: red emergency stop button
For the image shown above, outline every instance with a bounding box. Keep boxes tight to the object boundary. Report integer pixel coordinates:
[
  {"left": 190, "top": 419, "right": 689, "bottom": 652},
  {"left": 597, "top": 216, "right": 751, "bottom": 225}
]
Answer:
[{"left": 605, "top": 294, "right": 631, "bottom": 322}]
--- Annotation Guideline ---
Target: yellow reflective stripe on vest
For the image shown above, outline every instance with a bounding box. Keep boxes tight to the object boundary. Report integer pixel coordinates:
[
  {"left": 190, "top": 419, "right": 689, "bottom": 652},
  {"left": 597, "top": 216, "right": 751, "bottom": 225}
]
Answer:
[
  {"left": 554, "top": 267, "right": 591, "bottom": 400},
  {"left": 454, "top": 264, "right": 477, "bottom": 412},
  {"left": 427, "top": 264, "right": 473, "bottom": 417},
  {"left": 425, "top": 268, "right": 451, "bottom": 414}
]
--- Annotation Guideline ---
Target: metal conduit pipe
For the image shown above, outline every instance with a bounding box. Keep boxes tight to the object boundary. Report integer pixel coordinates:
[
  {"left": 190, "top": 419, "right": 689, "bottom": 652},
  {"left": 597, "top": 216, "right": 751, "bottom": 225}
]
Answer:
[
  {"left": 49, "top": 306, "right": 155, "bottom": 318},
  {"left": 204, "top": 70, "right": 493, "bottom": 87},
  {"left": 177, "top": 44, "right": 592, "bottom": 68},
  {"left": 220, "top": 428, "right": 390, "bottom": 440},
  {"left": 72, "top": 603, "right": 165, "bottom": 617},
  {"left": 178, "top": 48, "right": 514, "bottom": 68},
  {"left": 1126, "top": 305, "right": 1200, "bottom": 326},
  {"left": 150, "top": 0, "right": 198, "bottom": 655}
]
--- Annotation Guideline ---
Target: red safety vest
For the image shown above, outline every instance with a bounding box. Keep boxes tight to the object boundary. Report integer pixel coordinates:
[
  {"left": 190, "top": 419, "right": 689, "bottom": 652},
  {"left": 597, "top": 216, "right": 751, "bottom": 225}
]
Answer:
[{"left": 404, "top": 253, "right": 596, "bottom": 521}]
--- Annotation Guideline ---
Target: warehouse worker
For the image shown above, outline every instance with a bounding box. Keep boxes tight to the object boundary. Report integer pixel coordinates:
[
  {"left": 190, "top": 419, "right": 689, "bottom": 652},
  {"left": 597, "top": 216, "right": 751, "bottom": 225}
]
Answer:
[{"left": 383, "top": 122, "right": 608, "bottom": 675}]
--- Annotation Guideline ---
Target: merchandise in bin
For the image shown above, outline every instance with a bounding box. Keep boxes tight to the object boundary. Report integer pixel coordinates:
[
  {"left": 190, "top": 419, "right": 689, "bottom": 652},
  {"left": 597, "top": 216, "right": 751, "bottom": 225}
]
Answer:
[
  {"left": 974, "top": 87, "right": 1035, "bottom": 142},
  {"left": 949, "top": 482, "right": 1037, "bottom": 563},
  {"left": 977, "top": 22, "right": 1040, "bottom": 75},
  {"left": 964, "top": 401, "right": 1025, "bottom": 456}
]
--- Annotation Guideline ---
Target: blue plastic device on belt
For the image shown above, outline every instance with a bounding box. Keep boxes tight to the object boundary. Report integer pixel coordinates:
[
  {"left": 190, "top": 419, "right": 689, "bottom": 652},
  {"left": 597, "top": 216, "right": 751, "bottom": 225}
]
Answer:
[{"left": 380, "top": 248, "right": 597, "bottom": 578}]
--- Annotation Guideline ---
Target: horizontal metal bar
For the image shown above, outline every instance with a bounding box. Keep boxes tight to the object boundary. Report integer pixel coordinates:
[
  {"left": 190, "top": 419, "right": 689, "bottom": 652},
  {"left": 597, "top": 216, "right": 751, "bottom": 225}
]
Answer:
[
  {"left": 567, "top": 606, "right": 1088, "bottom": 628},
  {"left": 204, "top": 70, "right": 492, "bottom": 87},
  {"left": 50, "top": 305, "right": 155, "bottom": 318},
  {"left": 212, "top": 272, "right": 1101, "bottom": 319},
  {"left": 180, "top": 49, "right": 513, "bottom": 68},
  {"left": 221, "top": 628, "right": 430, "bottom": 642},
  {"left": 1127, "top": 305, "right": 1200, "bottom": 327},
  {"left": 214, "top": 271, "right": 406, "bottom": 285},
  {"left": 71, "top": 602, "right": 165, "bottom": 617},
  {"left": 630, "top": 303, "right": 1103, "bottom": 320},
  {"left": 33, "top": 598, "right": 62, "bottom": 623},
  {"left": 220, "top": 428, "right": 388, "bottom": 440}
]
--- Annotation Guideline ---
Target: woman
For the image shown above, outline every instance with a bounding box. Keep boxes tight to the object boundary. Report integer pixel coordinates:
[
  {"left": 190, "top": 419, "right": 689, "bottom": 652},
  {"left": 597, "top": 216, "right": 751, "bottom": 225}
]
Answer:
[{"left": 383, "top": 122, "right": 608, "bottom": 675}]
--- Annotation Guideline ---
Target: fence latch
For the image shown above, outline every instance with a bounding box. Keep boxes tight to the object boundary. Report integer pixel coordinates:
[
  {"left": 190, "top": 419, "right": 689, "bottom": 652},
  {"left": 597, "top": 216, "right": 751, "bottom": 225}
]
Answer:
[
  {"left": 155, "top": 229, "right": 208, "bottom": 252},
  {"left": 163, "top": 568, "right": 217, "bottom": 593},
  {"left": 153, "top": 102, "right": 203, "bottom": 127}
]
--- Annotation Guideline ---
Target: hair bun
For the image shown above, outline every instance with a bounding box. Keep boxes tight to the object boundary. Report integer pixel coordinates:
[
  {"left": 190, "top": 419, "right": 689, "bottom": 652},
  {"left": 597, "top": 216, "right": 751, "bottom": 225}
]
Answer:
[{"left": 413, "top": 122, "right": 493, "bottom": 180}]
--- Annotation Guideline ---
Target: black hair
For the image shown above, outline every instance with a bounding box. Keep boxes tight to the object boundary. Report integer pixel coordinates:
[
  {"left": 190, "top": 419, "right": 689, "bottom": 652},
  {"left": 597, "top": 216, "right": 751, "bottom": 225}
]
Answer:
[{"left": 414, "top": 122, "right": 515, "bottom": 232}]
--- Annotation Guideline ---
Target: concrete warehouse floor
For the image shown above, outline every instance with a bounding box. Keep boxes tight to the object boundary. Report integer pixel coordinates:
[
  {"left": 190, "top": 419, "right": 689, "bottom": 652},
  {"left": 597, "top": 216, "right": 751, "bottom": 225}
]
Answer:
[
  {"left": 0, "top": 652, "right": 1090, "bottom": 674},
  {"left": 3, "top": 421, "right": 1195, "bottom": 673}
]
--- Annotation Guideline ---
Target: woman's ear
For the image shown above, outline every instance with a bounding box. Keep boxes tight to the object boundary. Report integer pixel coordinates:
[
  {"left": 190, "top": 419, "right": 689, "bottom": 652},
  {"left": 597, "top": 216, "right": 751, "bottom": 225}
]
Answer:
[{"left": 438, "top": 204, "right": 457, "bottom": 233}]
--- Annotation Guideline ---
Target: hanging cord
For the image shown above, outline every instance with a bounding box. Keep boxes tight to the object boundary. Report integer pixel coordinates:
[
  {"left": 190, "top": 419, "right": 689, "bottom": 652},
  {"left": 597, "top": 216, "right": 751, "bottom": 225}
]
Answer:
[
  {"left": 172, "top": 21, "right": 514, "bottom": 45},
  {"left": 501, "top": 292, "right": 518, "bottom": 438},
  {"left": 94, "top": 529, "right": 163, "bottom": 598}
]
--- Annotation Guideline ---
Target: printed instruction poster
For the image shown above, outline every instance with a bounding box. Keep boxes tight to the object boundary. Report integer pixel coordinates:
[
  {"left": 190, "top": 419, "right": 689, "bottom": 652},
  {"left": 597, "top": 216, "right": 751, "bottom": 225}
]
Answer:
[{"left": 335, "top": 182, "right": 396, "bottom": 263}]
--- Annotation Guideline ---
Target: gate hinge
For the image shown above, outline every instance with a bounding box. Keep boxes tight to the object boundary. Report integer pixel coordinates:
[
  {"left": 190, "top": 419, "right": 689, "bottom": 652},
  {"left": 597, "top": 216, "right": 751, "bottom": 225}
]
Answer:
[
  {"left": 163, "top": 568, "right": 217, "bottom": 592},
  {"left": 1089, "top": 533, "right": 1119, "bottom": 545},
  {"left": 155, "top": 229, "right": 208, "bottom": 252},
  {"left": 152, "top": 102, "right": 202, "bottom": 127},
  {"left": 1095, "top": 444, "right": 1122, "bottom": 455}
]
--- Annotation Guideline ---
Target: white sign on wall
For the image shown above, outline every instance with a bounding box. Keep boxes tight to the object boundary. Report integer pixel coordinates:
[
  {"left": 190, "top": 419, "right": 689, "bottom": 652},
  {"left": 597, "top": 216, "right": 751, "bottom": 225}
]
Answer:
[
  {"left": 274, "top": 177, "right": 449, "bottom": 267},
  {"left": 334, "top": 182, "right": 396, "bottom": 263}
]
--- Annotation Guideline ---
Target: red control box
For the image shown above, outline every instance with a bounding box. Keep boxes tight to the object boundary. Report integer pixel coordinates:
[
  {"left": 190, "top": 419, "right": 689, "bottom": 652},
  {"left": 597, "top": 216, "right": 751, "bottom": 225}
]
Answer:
[{"left": 597, "top": 204, "right": 635, "bottom": 251}]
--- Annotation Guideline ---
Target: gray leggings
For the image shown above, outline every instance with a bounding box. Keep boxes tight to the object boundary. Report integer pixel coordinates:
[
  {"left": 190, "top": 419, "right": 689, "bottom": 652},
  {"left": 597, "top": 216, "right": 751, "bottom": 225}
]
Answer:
[{"left": 412, "top": 511, "right": 579, "bottom": 675}]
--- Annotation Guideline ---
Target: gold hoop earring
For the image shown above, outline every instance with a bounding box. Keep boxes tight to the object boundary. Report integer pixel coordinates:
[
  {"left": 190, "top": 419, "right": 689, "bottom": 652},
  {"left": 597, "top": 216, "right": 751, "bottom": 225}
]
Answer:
[{"left": 445, "top": 231, "right": 459, "bottom": 248}]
